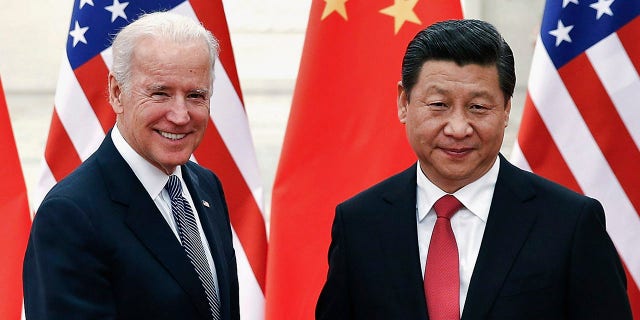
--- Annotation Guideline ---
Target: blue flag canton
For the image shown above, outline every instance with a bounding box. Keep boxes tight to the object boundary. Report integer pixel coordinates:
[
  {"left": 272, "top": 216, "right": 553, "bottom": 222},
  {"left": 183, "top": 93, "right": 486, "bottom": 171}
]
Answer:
[
  {"left": 541, "top": 0, "right": 640, "bottom": 69},
  {"left": 66, "top": 0, "right": 187, "bottom": 70}
]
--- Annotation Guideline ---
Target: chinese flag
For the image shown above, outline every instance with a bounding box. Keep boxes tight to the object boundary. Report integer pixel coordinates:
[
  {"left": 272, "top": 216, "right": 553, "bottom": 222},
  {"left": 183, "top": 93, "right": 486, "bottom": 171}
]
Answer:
[
  {"left": 0, "top": 77, "right": 32, "bottom": 318},
  {"left": 266, "top": 1, "right": 463, "bottom": 319}
]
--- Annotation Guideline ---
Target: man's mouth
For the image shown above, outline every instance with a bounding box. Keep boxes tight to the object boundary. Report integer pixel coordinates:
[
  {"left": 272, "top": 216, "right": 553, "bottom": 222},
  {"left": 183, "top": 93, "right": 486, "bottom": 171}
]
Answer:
[{"left": 158, "top": 130, "right": 186, "bottom": 140}]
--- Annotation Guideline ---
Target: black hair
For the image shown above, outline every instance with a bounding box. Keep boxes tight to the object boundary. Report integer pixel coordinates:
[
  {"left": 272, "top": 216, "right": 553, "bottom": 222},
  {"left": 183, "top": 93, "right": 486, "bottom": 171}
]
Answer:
[{"left": 401, "top": 19, "right": 515, "bottom": 101}]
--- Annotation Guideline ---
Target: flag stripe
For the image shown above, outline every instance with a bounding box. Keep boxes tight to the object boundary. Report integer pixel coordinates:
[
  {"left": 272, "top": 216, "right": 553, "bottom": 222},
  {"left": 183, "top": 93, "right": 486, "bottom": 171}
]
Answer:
[
  {"left": 516, "top": 95, "right": 581, "bottom": 192},
  {"left": 74, "top": 55, "right": 115, "bottom": 133},
  {"left": 617, "top": 17, "right": 640, "bottom": 74},
  {"left": 587, "top": 32, "right": 640, "bottom": 149},
  {"left": 54, "top": 57, "right": 105, "bottom": 161},
  {"left": 44, "top": 111, "right": 82, "bottom": 182},
  {"left": 624, "top": 266, "right": 640, "bottom": 318},
  {"left": 209, "top": 60, "right": 263, "bottom": 201},
  {"left": 558, "top": 54, "right": 640, "bottom": 218}
]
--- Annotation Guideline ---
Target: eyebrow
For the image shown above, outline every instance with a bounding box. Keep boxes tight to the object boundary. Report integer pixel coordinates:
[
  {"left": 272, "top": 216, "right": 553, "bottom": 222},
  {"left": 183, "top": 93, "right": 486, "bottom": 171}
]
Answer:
[
  {"left": 191, "top": 88, "right": 210, "bottom": 96},
  {"left": 429, "top": 85, "right": 493, "bottom": 99}
]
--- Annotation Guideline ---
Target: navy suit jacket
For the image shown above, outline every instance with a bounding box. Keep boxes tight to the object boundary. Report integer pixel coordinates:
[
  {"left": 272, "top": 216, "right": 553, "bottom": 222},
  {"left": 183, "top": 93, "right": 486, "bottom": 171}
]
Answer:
[
  {"left": 24, "top": 133, "right": 240, "bottom": 320},
  {"left": 316, "top": 155, "right": 631, "bottom": 319}
]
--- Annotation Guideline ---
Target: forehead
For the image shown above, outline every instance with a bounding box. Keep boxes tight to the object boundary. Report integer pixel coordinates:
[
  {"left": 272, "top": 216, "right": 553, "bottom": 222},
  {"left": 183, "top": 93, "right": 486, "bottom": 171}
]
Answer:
[
  {"left": 129, "top": 37, "right": 212, "bottom": 83},
  {"left": 131, "top": 36, "right": 210, "bottom": 65},
  {"left": 415, "top": 60, "right": 501, "bottom": 95}
]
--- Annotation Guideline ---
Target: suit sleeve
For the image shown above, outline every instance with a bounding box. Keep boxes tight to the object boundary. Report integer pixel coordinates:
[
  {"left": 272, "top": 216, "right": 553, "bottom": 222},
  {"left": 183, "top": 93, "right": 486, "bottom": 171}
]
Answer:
[
  {"left": 316, "top": 205, "right": 353, "bottom": 320},
  {"left": 23, "top": 196, "right": 116, "bottom": 319},
  {"left": 567, "top": 198, "right": 632, "bottom": 319}
]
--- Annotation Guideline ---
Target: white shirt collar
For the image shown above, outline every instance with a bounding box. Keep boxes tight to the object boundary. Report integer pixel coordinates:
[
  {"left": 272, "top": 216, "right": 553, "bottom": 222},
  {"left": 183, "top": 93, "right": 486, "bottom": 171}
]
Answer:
[
  {"left": 416, "top": 156, "right": 500, "bottom": 223},
  {"left": 111, "top": 126, "right": 182, "bottom": 200}
]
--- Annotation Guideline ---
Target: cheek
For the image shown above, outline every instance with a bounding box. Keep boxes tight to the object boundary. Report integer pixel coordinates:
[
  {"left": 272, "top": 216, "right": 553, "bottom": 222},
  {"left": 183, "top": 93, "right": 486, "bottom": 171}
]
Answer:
[{"left": 191, "top": 106, "right": 210, "bottom": 125}]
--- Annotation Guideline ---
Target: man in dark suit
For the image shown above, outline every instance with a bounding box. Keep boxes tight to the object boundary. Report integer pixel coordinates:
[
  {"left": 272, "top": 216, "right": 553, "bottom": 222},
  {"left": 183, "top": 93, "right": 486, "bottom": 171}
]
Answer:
[
  {"left": 23, "top": 12, "right": 239, "bottom": 320},
  {"left": 316, "top": 19, "right": 632, "bottom": 319}
]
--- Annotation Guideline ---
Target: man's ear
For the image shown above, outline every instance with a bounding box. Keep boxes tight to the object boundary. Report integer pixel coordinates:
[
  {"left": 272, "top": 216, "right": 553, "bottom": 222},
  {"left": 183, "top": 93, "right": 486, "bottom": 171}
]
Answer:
[
  {"left": 397, "top": 81, "right": 408, "bottom": 124},
  {"left": 108, "top": 73, "right": 124, "bottom": 114},
  {"left": 504, "top": 98, "right": 511, "bottom": 127}
]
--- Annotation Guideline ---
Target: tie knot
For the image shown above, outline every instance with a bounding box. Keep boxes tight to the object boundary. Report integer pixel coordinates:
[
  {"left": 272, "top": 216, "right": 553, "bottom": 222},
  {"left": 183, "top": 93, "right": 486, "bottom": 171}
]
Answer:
[
  {"left": 165, "top": 175, "right": 183, "bottom": 200},
  {"left": 433, "top": 194, "right": 462, "bottom": 219}
]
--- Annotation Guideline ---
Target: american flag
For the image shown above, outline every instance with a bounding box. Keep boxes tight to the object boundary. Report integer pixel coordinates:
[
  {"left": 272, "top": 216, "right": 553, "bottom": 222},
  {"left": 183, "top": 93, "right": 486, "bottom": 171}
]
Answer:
[
  {"left": 35, "top": 1, "right": 267, "bottom": 318},
  {"left": 511, "top": 0, "right": 640, "bottom": 315}
]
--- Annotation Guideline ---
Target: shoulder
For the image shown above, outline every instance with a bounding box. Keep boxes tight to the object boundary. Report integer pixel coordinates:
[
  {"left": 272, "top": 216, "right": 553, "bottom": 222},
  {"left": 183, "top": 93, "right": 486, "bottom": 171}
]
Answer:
[
  {"left": 339, "top": 165, "right": 416, "bottom": 210},
  {"left": 499, "top": 157, "right": 602, "bottom": 215},
  {"left": 183, "top": 161, "right": 220, "bottom": 184}
]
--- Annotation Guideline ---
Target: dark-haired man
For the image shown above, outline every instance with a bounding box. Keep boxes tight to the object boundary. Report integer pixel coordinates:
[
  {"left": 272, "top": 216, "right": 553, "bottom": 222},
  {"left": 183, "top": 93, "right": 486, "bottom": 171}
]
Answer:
[{"left": 316, "top": 19, "right": 631, "bottom": 320}]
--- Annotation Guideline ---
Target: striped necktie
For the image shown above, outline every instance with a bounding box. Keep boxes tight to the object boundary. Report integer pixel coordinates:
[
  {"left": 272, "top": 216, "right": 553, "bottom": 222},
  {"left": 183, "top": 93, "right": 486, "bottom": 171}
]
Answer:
[{"left": 165, "top": 175, "right": 221, "bottom": 320}]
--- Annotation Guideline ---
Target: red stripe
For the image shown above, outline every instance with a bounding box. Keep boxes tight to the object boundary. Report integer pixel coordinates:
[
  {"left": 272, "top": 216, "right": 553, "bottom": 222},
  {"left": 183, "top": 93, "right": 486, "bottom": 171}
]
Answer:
[
  {"left": 617, "top": 16, "right": 640, "bottom": 74},
  {"left": 517, "top": 94, "right": 582, "bottom": 193},
  {"left": 44, "top": 110, "right": 82, "bottom": 181},
  {"left": 559, "top": 54, "right": 640, "bottom": 217},
  {"left": 189, "top": 0, "right": 244, "bottom": 105},
  {"left": 74, "top": 55, "right": 116, "bottom": 133},
  {"left": 194, "top": 120, "right": 267, "bottom": 291},
  {"left": 623, "top": 264, "right": 640, "bottom": 320}
]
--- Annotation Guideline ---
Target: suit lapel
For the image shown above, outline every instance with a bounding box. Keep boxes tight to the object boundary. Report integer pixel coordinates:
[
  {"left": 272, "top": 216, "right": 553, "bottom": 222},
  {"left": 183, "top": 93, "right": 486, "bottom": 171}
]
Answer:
[
  {"left": 96, "top": 136, "right": 212, "bottom": 319},
  {"left": 378, "top": 165, "right": 429, "bottom": 319},
  {"left": 462, "top": 156, "right": 537, "bottom": 319}
]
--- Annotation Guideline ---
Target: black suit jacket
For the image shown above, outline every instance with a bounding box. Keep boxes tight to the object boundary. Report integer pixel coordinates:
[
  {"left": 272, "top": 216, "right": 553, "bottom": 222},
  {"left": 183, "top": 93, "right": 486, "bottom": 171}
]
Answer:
[
  {"left": 24, "top": 133, "right": 240, "bottom": 320},
  {"left": 316, "top": 155, "right": 631, "bottom": 319}
]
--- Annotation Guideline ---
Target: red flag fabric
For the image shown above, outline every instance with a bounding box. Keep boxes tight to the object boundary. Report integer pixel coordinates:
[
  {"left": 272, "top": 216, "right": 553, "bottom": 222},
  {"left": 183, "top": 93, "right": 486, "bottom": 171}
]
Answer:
[
  {"left": 36, "top": 1, "right": 267, "bottom": 318},
  {"left": 511, "top": 1, "right": 640, "bottom": 317},
  {"left": 266, "top": 1, "right": 463, "bottom": 319},
  {"left": 0, "top": 77, "right": 31, "bottom": 319}
]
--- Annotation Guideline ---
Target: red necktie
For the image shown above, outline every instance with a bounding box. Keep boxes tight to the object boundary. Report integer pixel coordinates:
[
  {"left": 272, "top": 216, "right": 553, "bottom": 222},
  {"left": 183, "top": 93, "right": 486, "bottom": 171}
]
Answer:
[{"left": 425, "top": 194, "right": 463, "bottom": 320}]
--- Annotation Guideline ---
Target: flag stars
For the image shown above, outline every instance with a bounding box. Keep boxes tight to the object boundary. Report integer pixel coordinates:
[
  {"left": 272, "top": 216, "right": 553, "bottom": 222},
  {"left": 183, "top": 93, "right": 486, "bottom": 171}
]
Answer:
[
  {"left": 69, "top": 21, "right": 89, "bottom": 47},
  {"left": 549, "top": 20, "right": 574, "bottom": 47},
  {"left": 563, "top": 0, "right": 579, "bottom": 8},
  {"left": 590, "top": 0, "right": 614, "bottom": 19},
  {"left": 321, "top": 0, "right": 348, "bottom": 21},
  {"left": 380, "top": 0, "right": 422, "bottom": 34},
  {"left": 105, "top": 0, "right": 129, "bottom": 22},
  {"left": 79, "top": 0, "right": 94, "bottom": 9}
]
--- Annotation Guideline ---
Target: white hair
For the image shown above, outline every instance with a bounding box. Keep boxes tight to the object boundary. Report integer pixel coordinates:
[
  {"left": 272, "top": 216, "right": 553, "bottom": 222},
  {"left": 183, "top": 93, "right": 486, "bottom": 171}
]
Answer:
[{"left": 110, "top": 11, "right": 219, "bottom": 93}]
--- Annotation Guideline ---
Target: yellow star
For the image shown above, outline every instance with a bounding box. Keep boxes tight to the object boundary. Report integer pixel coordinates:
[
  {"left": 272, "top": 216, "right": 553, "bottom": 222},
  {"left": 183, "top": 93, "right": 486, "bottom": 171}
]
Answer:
[
  {"left": 380, "top": 0, "right": 422, "bottom": 34},
  {"left": 321, "top": 0, "right": 348, "bottom": 21}
]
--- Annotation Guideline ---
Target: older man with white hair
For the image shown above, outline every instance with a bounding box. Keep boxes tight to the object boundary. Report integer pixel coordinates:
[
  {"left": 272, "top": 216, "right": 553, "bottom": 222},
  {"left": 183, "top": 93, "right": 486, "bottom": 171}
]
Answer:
[{"left": 23, "top": 11, "right": 239, "bottom": 320}]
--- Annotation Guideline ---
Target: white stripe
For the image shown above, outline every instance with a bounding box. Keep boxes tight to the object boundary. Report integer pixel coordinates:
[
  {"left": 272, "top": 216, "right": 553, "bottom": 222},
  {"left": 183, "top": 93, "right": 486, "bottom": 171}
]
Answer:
[
  {"left": 34, "top": 160, "right": 57, "bottom": 213},
  {"left": 232, "top": 228, "right": 265, "bottom": 320},
  {"left": 101, "top": 48, "right": 113, "bottom": 71},
  {"left": 528, "top": 36, "right": 640, "bottom": 285},
  {"left": 210, "top": 61, "right": 264, "bottom": 211},
  {"left": 508, "top": 142, "right": 531, "bottom": 172},
  {"left": 54, "top": 56, "right": 105, "bottom": 160},
  {"left": 586, "top": 32, "right": 640, "bottom": 149}
]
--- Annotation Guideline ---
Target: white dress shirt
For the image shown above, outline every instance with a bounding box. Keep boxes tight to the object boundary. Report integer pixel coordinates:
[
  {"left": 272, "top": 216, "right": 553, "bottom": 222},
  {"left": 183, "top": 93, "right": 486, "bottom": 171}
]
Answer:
[
  {"left": 111, "top": 127, "right": 219, "bottom": 294},
  {"left": 417, "top": 157, "right": 500, "bottom": 315}
]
